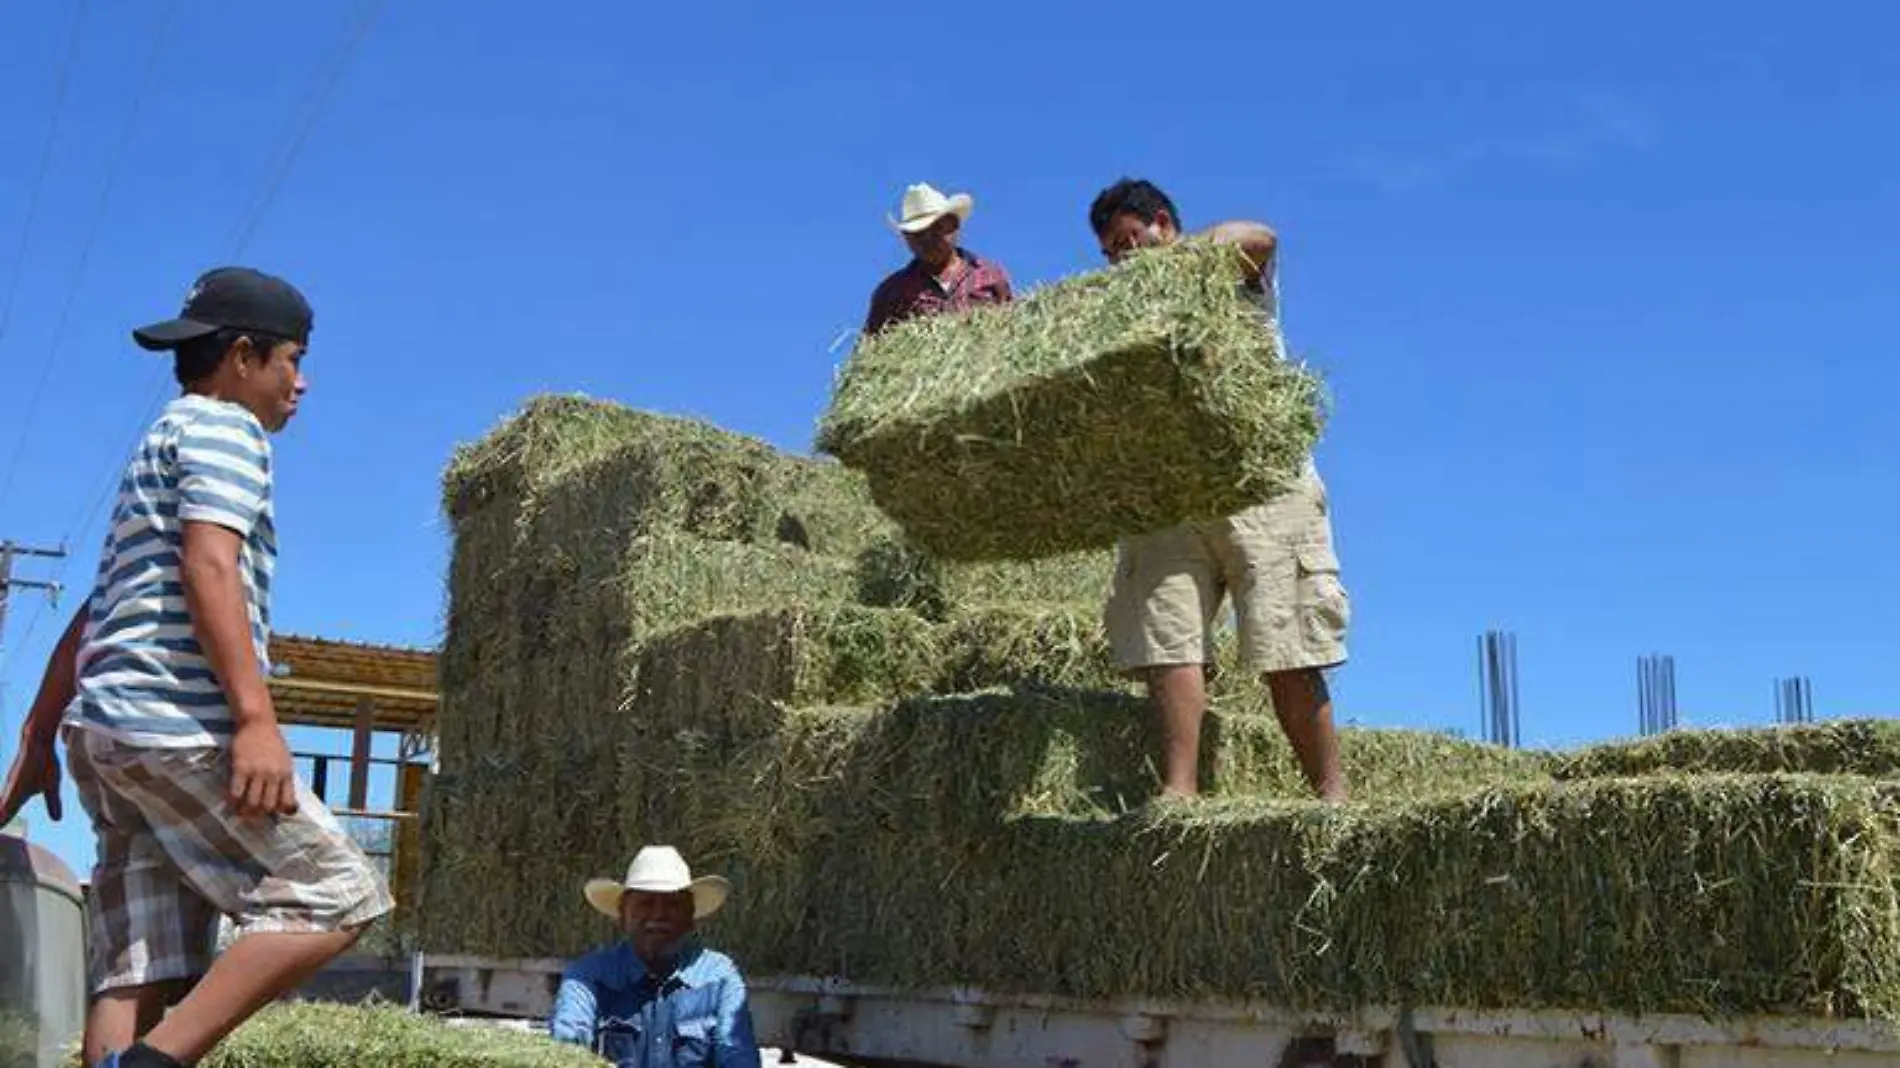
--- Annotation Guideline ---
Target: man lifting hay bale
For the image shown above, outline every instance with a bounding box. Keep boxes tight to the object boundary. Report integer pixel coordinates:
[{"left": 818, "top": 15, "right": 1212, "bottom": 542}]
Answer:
[
  {"left": 820, "top": 186, "right": 1326, "bottom": 562},
  {"left": 1088, "top": 178, "right": 1351, "bottom": 802}
]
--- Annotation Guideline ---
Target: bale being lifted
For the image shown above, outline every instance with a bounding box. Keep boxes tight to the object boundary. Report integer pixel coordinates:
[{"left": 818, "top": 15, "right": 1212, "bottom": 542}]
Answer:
[{"left": 817, "top": 239, "right": 1328, "bottom": 561}]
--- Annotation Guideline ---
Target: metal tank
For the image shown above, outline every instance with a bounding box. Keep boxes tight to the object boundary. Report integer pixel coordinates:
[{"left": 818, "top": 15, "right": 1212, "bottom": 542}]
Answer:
[{"left": 1, "top": 832, "right": 86, "bottom": 1068}]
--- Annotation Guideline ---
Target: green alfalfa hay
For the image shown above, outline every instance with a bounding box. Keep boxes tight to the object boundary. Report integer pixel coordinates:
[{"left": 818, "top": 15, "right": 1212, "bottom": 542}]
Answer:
[
  {"left": 442, "top": 393, "right": 658, "bottom": 521},
  {"left": 3, "top": 1009, "right": 44, "bottom": 1068},
  {"left": 937, "top": 604, "right": 1123, "bottom": 694},
  {"left": 439, "top": 527, "right": 855, "bottom": 769},
  {"left": 675, "top": 692, "right": 1553, "bottom": 982},
  {"left": 728, "top": 772, "right": 1900, "bottom": 1018},
  {"left": 816, "top": 239, "right": 1328, "bottom": 561},
  {"left": 1554, "top": 719, "right": 1900, "bottom": 780},
  {"left": 420, "top": 748, "right": 641, "bottom": 957},
  {"left": 443, "top": 392, "right": 890, "bottom": 559},
  {"left": 626, "top": 603, "right": 1130, "bottom": 755},
  {"left": 854, "top": 535, "right": 1111, "bottom": 619},
  {"left": 60, "top": 1002, "right": 607, "bottom": 1067}
]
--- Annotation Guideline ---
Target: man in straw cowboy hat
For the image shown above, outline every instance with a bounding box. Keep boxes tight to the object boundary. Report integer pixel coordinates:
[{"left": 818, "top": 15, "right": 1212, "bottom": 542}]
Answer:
[
  {"left": 863, "top": 181, "right": 1014, "bottom": 336},
  {"left": 548, "top": 845, "right": 759, "bottom": 1066}
]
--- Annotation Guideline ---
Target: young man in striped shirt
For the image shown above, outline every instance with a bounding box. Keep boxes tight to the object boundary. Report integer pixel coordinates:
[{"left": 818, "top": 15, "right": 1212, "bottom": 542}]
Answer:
[{"left": 0, "top": 267, "right": 390, "bottom": 1068}]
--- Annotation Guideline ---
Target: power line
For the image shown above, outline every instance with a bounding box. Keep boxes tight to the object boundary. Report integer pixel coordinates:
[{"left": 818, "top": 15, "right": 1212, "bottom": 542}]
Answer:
[
  {"left": 111, "top": 0, "right": 388, "bottom": 445},
  {"left": 0, "top": 0, "right": 90, "bottom": 348},
  {"left": 0, "top": 0, "right": 179, "bottom": 517},
  {"left": 8, "top": 0, "right": 389, "bottom": 668},
  {"left": 224, "top": 0, "right": 388, "bottom": 256}
]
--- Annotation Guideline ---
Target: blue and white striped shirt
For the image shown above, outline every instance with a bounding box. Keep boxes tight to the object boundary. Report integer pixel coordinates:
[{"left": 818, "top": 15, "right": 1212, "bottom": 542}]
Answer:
[{"left": 65, "top": 394, "right": 277, "bottom": 748}]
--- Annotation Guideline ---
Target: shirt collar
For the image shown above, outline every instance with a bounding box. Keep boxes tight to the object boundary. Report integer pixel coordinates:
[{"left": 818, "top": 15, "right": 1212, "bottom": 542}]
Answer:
[
  {"left": 606, "top": 938, "right": 710, "bottom": 991},
  {"left": 907, "top": 247, "right": 984, "bottom": 276}
]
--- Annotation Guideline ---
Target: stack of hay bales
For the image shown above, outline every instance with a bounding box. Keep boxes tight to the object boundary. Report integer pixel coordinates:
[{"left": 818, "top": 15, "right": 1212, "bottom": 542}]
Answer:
[
  {"left": 422, "top": 394, "right": 1139, "bottom": 956},
  {"left": 423, "top": 394, "right": 1900, "bottom": 1022}
]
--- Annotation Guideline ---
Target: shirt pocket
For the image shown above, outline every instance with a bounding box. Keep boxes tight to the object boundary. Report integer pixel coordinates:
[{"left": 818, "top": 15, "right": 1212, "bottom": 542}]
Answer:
[
  {"left": 673, "top": 1016, "right": 715, "bottom": 1061},
  {"left": 593, "top": 1017, "right": 643, "bottom": 1066}
]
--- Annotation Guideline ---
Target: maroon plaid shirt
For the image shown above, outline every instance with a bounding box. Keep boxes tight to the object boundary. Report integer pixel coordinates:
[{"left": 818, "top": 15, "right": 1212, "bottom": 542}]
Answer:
[{"left": 863, "top": 249, "right": 1013, "bottom": 335}]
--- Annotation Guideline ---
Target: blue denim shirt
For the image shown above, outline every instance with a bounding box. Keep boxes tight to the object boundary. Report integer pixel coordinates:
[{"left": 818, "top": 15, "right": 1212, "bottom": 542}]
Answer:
[{"left": 547, "top": 940, "right": 759, "bottom": 1068}]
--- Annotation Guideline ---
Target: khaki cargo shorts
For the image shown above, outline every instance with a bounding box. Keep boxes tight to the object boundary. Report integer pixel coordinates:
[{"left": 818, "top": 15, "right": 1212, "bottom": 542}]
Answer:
[
  {"left": 1105, "top": 457, "right": 1349, "bottom": 675},
  {"left": 64, "top": 724, "right": 394, "bottom": 994}
]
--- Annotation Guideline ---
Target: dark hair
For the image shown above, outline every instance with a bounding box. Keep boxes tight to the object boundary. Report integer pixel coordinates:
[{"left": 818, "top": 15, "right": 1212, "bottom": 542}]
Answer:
[
  {"left": 173, "top": 328, "right": 288, "bottom": 388},
  {"left": 1089, "top": 178, "right": 1180, "bottom": 236}
]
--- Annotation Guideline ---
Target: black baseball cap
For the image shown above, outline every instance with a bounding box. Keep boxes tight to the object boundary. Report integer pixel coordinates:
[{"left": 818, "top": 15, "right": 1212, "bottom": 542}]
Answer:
[{"left": 132, "top": 266, "right": 314, "bottom": 352}]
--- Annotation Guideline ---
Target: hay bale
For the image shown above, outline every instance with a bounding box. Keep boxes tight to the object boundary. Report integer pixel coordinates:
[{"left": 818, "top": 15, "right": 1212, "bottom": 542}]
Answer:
[
  {"left": 445, "top": 393, "right": 891, "bottom": 558},
  {"left": 816, "top": 240, "right": 1328, "bottom": 560},
  {"left": 717, "top": 771, "right": 1900, "bottom": 1018},
  {"left": 437, "top": 527, "right": 853, "bottom": 771},
  {"left": 443, "top": 394, "right": 661, "bottom": 522},
  {"left": 774, "top": 460, "right": 899, "bottom": 561},
  {"left": 629, "top": 604, "right": 1129, "bottom": 752},
  {"left": 1555, "top": 719, "right": 1900, "bottom": 780},
  {"left": 63, "top": 1002, "right": 606, "bottom": 1066},
  {"left": 854, "top": 536, "right": 1110, "bottom": 619},
  {"left": 937, "top": 605, "right": 1122, "bottom": 694},
  {"left": 420, "top": 749, "right": 639, "bottom": 957}
]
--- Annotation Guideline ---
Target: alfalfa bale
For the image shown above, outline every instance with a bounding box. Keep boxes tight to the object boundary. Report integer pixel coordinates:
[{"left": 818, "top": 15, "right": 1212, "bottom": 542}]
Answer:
[
  {"left": 72, "top": 1002, "right": 609, "bottom": 1067},
  {"left": 627, "top": 603, "right": 1130, "bottom": 756},
  {"left": 854, "top": 535, "right": 1111, "bottom": 619},
  {"left": 773, "top": 459, "right": 899, "bottom": 560},
  {"left": 1554, "top": 719, "right": 1900, "bottom": 781},
  {"left": 441, "top": 528, "right": 854, "bottom": 769},
  {"left": 817, "top": 239, "right": 1328, "bottom": 560},
  {"left": 442, "top": 394, "right": 659, "bottom": 522},
  {"left": 936, "top": 605, "right": 1122, "bottom": 694},
  {"left": 443, "top": 393, "right": 786, "bottom": 545},
  {"left": 445, "top": 392, "right": 885, "bottom": 558},
  {"left": 622, "top": 604, "right": 1131, "bottom": 848},
  {"left": 730, "top": 772, "right": 1900, "bottom": 1018},
  {"left": 420, "top": 747, "right": 645, "bottom": 958}
]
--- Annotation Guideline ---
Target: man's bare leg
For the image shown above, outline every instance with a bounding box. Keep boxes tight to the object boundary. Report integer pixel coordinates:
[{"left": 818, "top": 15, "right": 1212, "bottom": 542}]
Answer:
[
  {"left": 1149, "top": 663, "right": 1209, "bottom": 796},
  {"left": 1266, "top": 667, "right": 1346, "bottom": 802},
  {"left": 134, "top": 927, "right": 363, "bottom": 1064},
  {"left": 83, "top": 980, "right": 192, "bottom": 1065}
]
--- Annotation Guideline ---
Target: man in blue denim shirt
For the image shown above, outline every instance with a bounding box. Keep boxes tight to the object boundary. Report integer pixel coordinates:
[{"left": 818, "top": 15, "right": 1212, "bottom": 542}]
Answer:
[{"left": 548, "top": 845, "right": 759, "bottom": 1067}]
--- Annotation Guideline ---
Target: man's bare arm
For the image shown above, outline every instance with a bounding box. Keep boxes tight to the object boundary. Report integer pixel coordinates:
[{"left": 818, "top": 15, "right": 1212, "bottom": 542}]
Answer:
[
  {"left": 182, "top": 520, "right": 296, "bottom": 815},
  {"left": 1201, "top": 220, "right": 1278, "bottom": 286},
  {"left": 18, "top": 607, "right": 85, "bottom": 745},
  {"left": 181, "top": 522, "right": 273, "bottom": 722},
  {"left": 0, "top": 606, "right": 83, "bottom": 825}
]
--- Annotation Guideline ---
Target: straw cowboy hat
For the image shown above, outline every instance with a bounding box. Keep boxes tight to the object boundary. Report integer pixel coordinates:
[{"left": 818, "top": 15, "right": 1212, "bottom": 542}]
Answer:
[
  {"left": 888, "top": 182, "right": 975, "bottom": 234},
  {"left": 583, "top": 845, "right": 732, "bottom": 921}
]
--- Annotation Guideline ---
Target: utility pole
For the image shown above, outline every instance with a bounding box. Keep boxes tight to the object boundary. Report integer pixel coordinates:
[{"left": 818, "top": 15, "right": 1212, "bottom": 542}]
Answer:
[{"left": 1, "top": 539, "right": 67, "bottom": 662}]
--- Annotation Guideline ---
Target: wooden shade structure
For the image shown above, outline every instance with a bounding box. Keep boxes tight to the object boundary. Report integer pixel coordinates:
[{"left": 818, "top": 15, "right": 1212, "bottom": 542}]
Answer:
[
  {"left": 267, "top": 632, "right": 438, "bottom": 735},
  {"left": 267, "top": 632, "right": 439, "bottom": 926}
]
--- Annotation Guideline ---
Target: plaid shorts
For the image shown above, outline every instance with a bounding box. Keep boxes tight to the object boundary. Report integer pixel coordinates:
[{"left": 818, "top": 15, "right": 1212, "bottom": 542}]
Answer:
[{"left": 64, "top": 724, "right": 394, "bottom": 994}]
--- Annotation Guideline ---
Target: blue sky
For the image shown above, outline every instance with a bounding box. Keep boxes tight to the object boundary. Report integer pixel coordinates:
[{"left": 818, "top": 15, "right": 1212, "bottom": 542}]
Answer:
[{"left": 2, "top": 1, "right": 1897, "bottom": 875}]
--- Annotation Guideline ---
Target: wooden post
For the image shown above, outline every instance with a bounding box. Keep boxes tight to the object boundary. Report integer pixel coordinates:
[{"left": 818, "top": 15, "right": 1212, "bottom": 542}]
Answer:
[
  {"left": 395, "top": 760, "right": 426, "bottom": 918},
  {"left": 348, "top": 695, "right": 374, "bottom": 810}
]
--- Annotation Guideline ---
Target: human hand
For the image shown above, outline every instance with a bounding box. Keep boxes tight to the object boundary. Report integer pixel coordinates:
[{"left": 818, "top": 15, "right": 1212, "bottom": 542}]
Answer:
[
  {"left": 0, "top": 737, "right": 64, "bottom": 828},
  {"left": 229, "top": 719, "right": 298, "bottom": 818}
]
